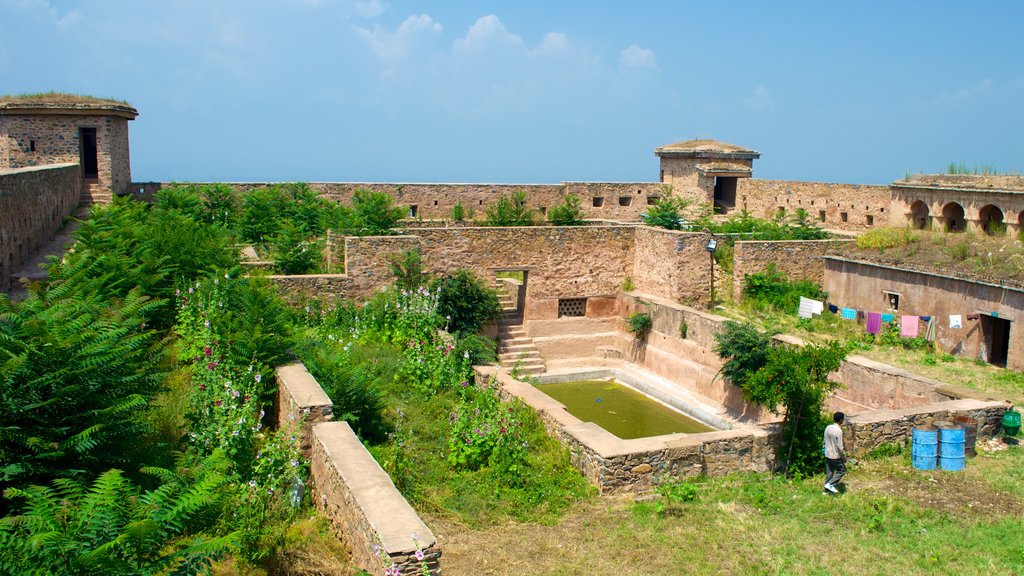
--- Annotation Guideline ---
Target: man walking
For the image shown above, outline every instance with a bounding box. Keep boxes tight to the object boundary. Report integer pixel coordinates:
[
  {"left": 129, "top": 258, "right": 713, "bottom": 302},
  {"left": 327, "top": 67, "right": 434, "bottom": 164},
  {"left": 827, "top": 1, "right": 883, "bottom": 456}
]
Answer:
[{"left": 823, "top": 412, "right": 845, "bottom": 495}]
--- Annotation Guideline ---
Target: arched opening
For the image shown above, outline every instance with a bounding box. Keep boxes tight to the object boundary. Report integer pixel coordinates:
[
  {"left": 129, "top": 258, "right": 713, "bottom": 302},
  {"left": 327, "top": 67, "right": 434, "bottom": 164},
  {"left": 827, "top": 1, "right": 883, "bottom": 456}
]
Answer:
[
  {"left": 979, "top": 204, "right": 1005, "bottom": 235},
  {"left": 1019, "top": 211, "right": 1024, "bottom": 232},
  {"left": 909, "top": 200, "right": 930, "bottom": 229},
  {"left": 942, "top": 202, "right": 965, "bottom": 232}
]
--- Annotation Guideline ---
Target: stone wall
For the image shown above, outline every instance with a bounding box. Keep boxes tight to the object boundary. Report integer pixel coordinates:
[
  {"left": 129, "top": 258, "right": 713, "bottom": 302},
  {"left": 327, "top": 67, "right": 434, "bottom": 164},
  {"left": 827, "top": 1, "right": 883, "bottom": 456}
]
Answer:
[
  {"left": 844, "top": 399, "right": 1009, "bottom": 456},
  {"left": 891, "top": 176, "right": 1024, "bottom": 235},
  {"left": 1, "top": 113, "right": 132, "bottom": 198},
  {"left": 732, "top": 239, "right": 853, "bottom": 301},
  {"left": 275, "top": 362, "right": 441, "bottom": 575},
  {"left": 824, "top": 257, "right": 1024, "bottom": 371},
  {"left": 829, "top": 355, "right": 955, "bottom": 413},
  {"left": 312, "top": 422, "right": 440, "bottom": 575},
  {"left": 0, "top": 163, "right": 81, "bottom": 290},
  {"left": 632, "top": 227, "right": 718, "bottom": 306},
  {"left": 267, "top": 274, "right": 353, "bottom": 302},
  {"left": 737, "top": 179, "right": 891, "bottom": 231},
  {"left": 275, "top": 363, "right": 334, "bottom": 457}
]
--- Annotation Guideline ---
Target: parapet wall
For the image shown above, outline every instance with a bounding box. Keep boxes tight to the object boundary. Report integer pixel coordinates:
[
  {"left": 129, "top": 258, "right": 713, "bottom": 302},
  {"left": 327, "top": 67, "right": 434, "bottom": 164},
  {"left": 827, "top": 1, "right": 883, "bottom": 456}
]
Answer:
[
  {"left": 632, "top": 227, "right": 719, "bottom": 306},
  {"left": 732, "top": 239, "right": 853, "bottom": 301},
  {"left": 274, "top": 363, "right": 441, "bottom": 575},
  {"left": 737, "top": 179, "right": 891, "bottom": 231},
  {"left": 0, "top": 163, "right": 81, "bottom": 290}
]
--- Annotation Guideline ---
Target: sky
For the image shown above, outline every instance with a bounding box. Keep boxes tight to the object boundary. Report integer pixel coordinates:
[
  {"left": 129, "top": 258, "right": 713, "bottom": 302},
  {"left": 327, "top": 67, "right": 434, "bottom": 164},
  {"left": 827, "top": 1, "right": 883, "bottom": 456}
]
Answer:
[{"left": 2, "top": 1, "right": 1022, "bottom": 185}]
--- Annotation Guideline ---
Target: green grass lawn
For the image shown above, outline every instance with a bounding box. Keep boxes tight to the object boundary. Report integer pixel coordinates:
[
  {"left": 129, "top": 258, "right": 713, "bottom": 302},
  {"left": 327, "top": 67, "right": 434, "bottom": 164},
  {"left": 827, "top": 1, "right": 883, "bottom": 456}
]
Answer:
[{"left": 435, "top": 445, "right": 1024, "bottom": 575}]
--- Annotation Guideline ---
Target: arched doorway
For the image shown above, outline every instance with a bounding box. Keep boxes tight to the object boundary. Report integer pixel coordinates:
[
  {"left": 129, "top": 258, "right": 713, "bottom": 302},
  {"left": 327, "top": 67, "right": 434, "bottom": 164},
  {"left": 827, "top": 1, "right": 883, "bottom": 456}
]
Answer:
[
  {"left": 909, "top": 200, "right": 930, "bottom": 229},
  {"left": 979, "top": 204, "right": 1005, "bottom": 235},
  {"left": 942, "top": 202, "right": 965, "bottom": 232}
]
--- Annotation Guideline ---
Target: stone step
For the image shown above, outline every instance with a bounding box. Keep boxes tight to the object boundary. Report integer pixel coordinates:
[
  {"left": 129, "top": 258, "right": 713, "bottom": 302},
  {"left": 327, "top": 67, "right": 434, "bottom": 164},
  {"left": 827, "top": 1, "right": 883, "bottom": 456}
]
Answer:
[
  {"left": 509, "top": 362, "right": 546, "bottom": 376},
  {"left": 498, "top": 350, "right": 541, "bottom": 362},
  {"left": 499, "top": 342, "right": 536, "bottom": 353},
  {"left": 498, "top": 329, "right": 527, "bottom": 338}
]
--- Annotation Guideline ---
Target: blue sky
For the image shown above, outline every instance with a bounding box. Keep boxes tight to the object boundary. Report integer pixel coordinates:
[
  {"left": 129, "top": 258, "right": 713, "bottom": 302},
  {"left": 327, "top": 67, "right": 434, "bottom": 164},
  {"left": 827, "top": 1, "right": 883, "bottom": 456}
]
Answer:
[{"left": 2, "top": 0, "right": 1022, "bottom": 184}]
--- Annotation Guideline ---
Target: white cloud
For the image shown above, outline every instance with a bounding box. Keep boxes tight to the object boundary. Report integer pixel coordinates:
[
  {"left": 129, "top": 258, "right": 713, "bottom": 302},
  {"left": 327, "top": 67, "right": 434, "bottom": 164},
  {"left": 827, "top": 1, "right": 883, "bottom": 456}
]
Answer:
[
  {"left": 741, "top": 84, "right": 775, "bottom": 112},
  {"left": 454, "top": 15, "right": 522, "bottom": 54},
  {"left": 530, "top": 32, "right": 570, "bottom": 57},
  {"left": 937, "top": 79, "right": 992, "bottom": 105},
  {"left": 619, "top": 44, "right": 656, "bottom": 69},
  {"left": 357, "top": 14, "right": 442, "bottom": 61},
  {"left": 355, "top": 0, "right": 386, "bottom": 18}
]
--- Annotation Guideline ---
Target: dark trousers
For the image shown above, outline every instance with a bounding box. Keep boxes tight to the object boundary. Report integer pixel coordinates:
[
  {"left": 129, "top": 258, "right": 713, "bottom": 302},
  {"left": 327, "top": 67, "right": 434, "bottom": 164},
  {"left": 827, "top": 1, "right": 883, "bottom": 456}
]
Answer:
[{"left": 825, "top": 458, "right": 846, "bottom": 487}]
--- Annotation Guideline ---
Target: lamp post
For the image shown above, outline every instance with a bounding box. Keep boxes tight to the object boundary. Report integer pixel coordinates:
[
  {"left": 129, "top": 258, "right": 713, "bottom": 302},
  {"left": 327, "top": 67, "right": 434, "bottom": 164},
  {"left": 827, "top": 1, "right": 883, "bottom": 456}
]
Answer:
[{"left": 705, "top": 236, "right": 717, "bottom": 310}]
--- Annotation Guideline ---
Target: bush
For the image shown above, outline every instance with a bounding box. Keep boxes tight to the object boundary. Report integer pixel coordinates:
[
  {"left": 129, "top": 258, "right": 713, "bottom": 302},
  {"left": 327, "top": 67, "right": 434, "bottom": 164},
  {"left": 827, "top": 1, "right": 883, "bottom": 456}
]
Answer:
[
  {"left": 548, "top": 194, "right": 586, "bottom": 226},
  {"left": 484, "top": 191, "right": 535, "bottom": 226},
  {"left": 241, "top": 187, "right": 289, "bottom": 246},
  {"left": 856, "top": 227, "right": 921, "bottom": 251},
  {"left": 743, "top": 265, "right": 827, "bottom": 313},
  {"left": 299, "top": 342, "right": 390, "bottom": 442},
  {"left": 627, "top": 312, "right": 653, "bottom": 336},
  {"left": 351, "top": 189, "right": 406, "bottom": 235},
  {"left": 272, "top": 221, "right": 323, "bottom": 275},
  {"left": 642, "top": 194, "right": 691, "bottom": 230},
  {"left": 388, "top": 249, "right": 429, "bottom": 291},
  {"left": 432, "top": 270, "right": 501, "bottom": 335},
  {"left": 451, "top": 201, "right": 466, "bottom": 222},
  {"left": 448, "top": 380, "right": 527, "bottom": 476}
]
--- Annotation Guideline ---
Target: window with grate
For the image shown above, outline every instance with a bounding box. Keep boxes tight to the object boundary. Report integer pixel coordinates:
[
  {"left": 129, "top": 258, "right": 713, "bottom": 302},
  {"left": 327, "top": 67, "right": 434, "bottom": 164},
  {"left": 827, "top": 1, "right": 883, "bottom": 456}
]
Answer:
[{"left": 558, "top": 298, "right": 587, "bottom": 317}]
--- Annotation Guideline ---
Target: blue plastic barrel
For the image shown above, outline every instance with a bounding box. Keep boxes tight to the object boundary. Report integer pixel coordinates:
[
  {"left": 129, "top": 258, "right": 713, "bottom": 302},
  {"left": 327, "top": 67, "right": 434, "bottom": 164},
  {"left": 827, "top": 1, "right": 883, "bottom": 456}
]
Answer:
[
  {"left": 938, "top": 425, "right": 965, "bottom": 471},
  {"left": 911, "top": 426, "right": 938, "bottom": 470}
]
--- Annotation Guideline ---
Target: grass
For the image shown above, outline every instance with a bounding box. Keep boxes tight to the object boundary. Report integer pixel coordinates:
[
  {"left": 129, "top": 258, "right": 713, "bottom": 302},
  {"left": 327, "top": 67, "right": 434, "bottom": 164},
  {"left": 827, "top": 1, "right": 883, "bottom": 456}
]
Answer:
[
  {"left": 435, "top": 447, "right": 1024, "bottom": 575},
  {"left": 839, "top": 228, "right": 1024, "bottom": 287},
  {"left": 0, "top": 91, "right": 132, "bottom": 106}
]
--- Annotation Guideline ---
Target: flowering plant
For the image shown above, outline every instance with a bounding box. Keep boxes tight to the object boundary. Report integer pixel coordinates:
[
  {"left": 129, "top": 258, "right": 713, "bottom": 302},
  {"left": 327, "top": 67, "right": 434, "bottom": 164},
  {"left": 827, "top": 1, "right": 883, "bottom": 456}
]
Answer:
[{"left": 447, "top": 378, "right": 527, "bottom": 474}]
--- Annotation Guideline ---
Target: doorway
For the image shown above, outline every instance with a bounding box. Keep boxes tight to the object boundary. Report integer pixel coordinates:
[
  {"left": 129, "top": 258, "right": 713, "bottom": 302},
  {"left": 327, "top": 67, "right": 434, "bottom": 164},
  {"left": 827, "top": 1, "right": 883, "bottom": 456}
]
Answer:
[
  {"left": 494, "top": 269, "right": 528, "bottom": 317},
  {"left": 979, "top": 314, "right": 1010, "bottom": 367},
  {"left": 713, "top": 177, "right": 737, "bottom": 214},
  {"left": 78, "top": 127, "right": 98, "bottom": 179}
]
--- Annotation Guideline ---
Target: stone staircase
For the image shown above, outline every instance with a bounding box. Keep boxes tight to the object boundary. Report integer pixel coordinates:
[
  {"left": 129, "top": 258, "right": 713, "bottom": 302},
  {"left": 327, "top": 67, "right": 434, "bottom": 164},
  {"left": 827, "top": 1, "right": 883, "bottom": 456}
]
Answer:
[
  {"left": 81, "top": 181, "right": 112, "bottom": 204},
  {"left": 495, "top": 280, "right": 545, "bottom": 376}
]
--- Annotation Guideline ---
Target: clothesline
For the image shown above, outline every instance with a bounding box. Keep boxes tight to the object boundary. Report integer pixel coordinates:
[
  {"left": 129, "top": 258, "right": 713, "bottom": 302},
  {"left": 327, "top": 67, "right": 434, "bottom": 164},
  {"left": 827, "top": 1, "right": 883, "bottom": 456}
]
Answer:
[{"left": 798, "top": 297, "right": 980, "bottom": 338}]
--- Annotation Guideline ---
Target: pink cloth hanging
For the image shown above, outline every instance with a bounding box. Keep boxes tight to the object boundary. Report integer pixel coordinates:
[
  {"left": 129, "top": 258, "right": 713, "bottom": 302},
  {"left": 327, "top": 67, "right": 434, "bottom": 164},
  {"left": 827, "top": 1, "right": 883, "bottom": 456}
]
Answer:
[
  {"left": 866, "top": 312, "right": 882, "bottom": 335},
  {"left": 900, "top": 315, "right": 919, "bottom": 337}
]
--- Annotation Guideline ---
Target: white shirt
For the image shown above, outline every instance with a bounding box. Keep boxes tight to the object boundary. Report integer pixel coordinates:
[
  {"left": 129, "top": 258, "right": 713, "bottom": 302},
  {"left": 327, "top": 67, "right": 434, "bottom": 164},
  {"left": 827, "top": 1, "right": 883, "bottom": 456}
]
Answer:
[{"left": 823, "top": 423, "right": 844, "bottom": 460}]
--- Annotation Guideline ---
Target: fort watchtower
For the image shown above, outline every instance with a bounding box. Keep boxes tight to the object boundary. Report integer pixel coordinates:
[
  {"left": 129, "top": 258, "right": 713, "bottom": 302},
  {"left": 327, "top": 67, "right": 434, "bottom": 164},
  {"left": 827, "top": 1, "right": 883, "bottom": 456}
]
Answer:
[
  {"left": 655, "top": 139, "right": 759, "bottom": 213},
  {"left": 0, "top": 93, "right": 137, "bottom": 203}
]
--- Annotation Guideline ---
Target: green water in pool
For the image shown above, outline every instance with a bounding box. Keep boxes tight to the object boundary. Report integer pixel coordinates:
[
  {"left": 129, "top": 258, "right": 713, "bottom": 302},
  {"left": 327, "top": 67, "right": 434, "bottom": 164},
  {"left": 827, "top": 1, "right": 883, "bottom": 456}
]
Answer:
[{"left": 536, "top": 379, "right": 713, "bottom": 439}]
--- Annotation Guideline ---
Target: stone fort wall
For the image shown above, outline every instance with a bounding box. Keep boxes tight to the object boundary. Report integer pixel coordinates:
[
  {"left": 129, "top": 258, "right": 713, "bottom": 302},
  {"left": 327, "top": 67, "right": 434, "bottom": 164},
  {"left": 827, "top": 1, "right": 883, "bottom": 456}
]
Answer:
[
  {"left": 0, "top": 163, "right": 81, "bottom": 290},
  {"left": 736, "top": 179, "right": 891, "bottom": 231},
  {"left": 731, "top": 239, "right": 854, "bottom": 301}
]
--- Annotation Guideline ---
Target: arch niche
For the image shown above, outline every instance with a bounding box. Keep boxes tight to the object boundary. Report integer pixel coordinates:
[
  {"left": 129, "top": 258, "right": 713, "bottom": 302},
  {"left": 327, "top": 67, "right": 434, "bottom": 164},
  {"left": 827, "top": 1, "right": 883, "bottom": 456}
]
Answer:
[
  {"left": 909, "top": 200, "right": 930, "bottom": 229},
  {"left": 942, "top": 202, "right": 965, "bottom": 232},
  {"left": 979, "top": 204, "right": 1005, "bottom": 235}
]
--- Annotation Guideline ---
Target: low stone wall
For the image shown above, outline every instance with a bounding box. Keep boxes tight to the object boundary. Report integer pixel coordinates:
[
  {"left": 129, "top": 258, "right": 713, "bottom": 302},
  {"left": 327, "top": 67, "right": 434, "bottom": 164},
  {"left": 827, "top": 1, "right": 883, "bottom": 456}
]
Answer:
[
  {"left": 845, "top": 398, "right": 1009, "bottom": 455},
  {"left": 275, "top": 363, "right": 441, "bottom": 575},
  {"left": 267, "top": 274, "right": 353, "bottom": 301},
  {"left": 732, "top": 239, "right": 852, "bottom": 301},
  {"left": 479, "top": 366, "right": 776, "bottom": 493},
  {"left": 312, "top": 422, "right": 440, "bottom": 575},
  {"left": 0, "top": 163, "right": 81, "bottom": 290},
  {"left": 276, "top": 363, "right": 334, "bottom": 457},
  {"left": 829, "top": 355, "right": 955, "bottom": 413}
]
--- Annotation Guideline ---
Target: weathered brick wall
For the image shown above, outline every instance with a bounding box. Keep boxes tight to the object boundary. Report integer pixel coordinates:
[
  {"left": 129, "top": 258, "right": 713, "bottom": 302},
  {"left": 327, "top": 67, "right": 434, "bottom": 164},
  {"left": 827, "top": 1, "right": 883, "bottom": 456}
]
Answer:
[
  {"left": 632, "top": 227, "right": 718, "bottom": 306},
  {"left": 732, "top": 239, "right": 853, "bottom": 301},
  {"left": 0, "top": 163, "right": 81, "bottom": 290},
  {"left": 1, "top": 113, "right": 132, "bottom": 198},
  {"left": 737, "top": 179, "right": 891, "bottom": 231}
]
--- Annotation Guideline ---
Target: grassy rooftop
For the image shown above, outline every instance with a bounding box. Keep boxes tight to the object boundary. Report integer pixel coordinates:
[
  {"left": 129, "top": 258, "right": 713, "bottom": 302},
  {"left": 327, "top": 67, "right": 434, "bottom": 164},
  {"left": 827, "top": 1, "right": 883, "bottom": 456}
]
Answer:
[{"left": 0, "top": 91, "right": 132, "bottom": 107}]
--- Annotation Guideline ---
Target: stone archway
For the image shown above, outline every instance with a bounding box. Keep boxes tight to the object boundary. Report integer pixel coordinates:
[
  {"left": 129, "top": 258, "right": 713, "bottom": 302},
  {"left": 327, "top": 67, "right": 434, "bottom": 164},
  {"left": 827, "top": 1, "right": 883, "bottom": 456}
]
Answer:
[
  {"left": 909, "top": 200, "right": 931, "bottom": 229},
  {"left": 979, "top": 204, "right": 1005, "bottom": 235},
  {"left": 942, "top": 202, "right": 966, "bottom": 232}
]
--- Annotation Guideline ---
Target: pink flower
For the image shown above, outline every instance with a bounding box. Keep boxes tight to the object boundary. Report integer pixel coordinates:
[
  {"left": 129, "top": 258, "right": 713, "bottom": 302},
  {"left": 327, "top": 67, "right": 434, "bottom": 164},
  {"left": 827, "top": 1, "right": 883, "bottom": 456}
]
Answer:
[{"left": 204, "top": 346, "right": 212, "bottom": 357}]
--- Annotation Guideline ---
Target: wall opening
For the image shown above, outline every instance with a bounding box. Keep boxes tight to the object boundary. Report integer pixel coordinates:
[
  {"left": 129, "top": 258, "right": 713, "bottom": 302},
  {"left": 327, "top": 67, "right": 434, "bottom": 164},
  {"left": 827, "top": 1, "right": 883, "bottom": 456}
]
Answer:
[
  {"left": 593, "top": 197, "right": 604, "bottom": 208},
  {"left": 942, "top": 202, "right": 965, "bottom": 232},
  {"left": 819, "top": 210, "right": 826, "bottom": 222},
  {"left": 909, "top": 200, "right": 930, "bottom": 229},
  {"left": 840, "top": 212, "right": 848, "bottom": 223},
  {"left": 618, "top": 196, "right": 632, "bottom": 207},
  {"left": 29, "top": 140, "right": 36, "bottom": 152},
  {"left": 712, "top": 176, "right": 738, "bottom": 214},
  {"left": 495, "top": 270, "right": 528, "bottom": 314},
  {"left": 558, "top": 298, "right": 587, "bottom": 317},
  {"left": 78, "top": 127, "right": 98, "bottom": 179},
  {"left": 409, "top": 204, "right": 418, "bottom": 218},
  {"left": 883, "top": 291, "right": 900, "bottom": 311},
  {"left": 979, "top": 204, "right": 1005, "bottom": 235},
  {"left": 979, "top": 314, "right": 1010, "bottom": 367},
  {"left": 866, "top": 214, "right": 874, "bottom": 226},
  {"left": 647, "top": 195, "right": 661, "bottom": 205}
]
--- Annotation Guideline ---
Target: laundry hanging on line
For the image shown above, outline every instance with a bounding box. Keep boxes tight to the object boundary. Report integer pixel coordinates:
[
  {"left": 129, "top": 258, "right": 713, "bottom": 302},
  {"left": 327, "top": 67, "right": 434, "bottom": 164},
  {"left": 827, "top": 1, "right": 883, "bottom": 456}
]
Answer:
[
  {"left": 949, "top": 314, "right": 962, "bottom": 329},
  {"left": 900, "top": 315, "right": 919, "bottom": 337},
  {"left": 866, "top": 312, "right": 882, "bottom": 335}
]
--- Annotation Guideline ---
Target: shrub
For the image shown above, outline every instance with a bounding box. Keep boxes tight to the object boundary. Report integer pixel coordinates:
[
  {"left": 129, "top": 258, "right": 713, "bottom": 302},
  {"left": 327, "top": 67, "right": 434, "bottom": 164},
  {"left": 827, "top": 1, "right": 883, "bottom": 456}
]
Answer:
[
  {"left": 713, "top": 320, "right": 777, "bottom": 388},
  {"left": 153, "top": 184, "right": 204, "bottom": 220},
  {"left": 548, "top": 194, "right": 586, "bottom": 226},
  {"left": 272, "top": 221, "right": 323, "bottom": 275},
  {"left": 451, "top": 201, "right": 466, "bottom": 222},
  {"left": 642, "top": 194, "right": 691, "bottom": 230},
  {"left": 431, "top": 270, "right": 501, "bottom": 335},
  {"left": 627, "top": 312, "right": 653, "bottom": 336},
  {"left": 743, "top": 265, "right": 827, "bottom": 313},
  {"left": 484, "top": 191, "right": 535, "bottom": 226},
  {"left": 679, "top": 318, "right": 688, "bottom": 339},
  {"left": 299, "top": 342, "right": 390, "bottom": 442},
  {"left": 856, "top": 227, "right": 921, "bottom": 251},
  {"left": 447, "top": 380, "right": 527, "bottom": 475},
  {"left": 241, "top": 186, "right": 289, "bottom": 246},
  {"left": 388, "top": 249, "right": 429, "bottom": 291},
  {"left": 351, "top": 189, "right": 406, "bottom": 235}
]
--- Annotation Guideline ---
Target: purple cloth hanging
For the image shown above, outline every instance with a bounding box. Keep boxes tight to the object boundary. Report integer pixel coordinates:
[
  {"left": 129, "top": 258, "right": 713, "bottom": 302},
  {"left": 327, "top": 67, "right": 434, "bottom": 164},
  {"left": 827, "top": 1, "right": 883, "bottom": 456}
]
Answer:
[{"left": 866, "top": 312, "right": 882, "bottom": 335}]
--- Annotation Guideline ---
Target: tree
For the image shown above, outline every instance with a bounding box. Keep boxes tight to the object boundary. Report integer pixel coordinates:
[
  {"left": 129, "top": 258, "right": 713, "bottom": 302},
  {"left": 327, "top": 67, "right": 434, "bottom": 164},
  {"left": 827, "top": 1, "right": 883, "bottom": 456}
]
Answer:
[
  {"left": 431, "top": 270, "right": 501, "bottom": 334},
  {"left": 642, "top": 194, "right": 693, "bottom": 230},
  {"left": 351, "top": 189, "right": 406, "bottom": 235}
]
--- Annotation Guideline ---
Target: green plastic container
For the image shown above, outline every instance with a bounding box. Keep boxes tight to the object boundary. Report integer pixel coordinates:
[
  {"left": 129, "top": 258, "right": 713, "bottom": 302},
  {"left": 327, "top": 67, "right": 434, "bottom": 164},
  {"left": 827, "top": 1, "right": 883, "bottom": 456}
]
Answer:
[{"left": 1003, "top": 410, "right": 1021, "bottom": 437}]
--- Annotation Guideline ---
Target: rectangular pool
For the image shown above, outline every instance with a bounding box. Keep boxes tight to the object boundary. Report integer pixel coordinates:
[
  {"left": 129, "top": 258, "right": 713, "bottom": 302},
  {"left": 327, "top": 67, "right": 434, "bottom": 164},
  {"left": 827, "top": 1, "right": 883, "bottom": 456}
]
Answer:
[{"left": 536, "top": 379, "right": 713, "bottom": 439}]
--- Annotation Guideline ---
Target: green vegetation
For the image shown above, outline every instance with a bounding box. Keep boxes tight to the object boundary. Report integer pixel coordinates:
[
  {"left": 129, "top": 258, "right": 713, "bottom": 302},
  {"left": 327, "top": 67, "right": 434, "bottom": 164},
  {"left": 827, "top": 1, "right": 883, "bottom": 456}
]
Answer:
[
  {"left": 714, "top": 321, "right": 847, "bottom": 475},
  {"left": 0, "top": 91, "right": 132, "bottom": 106},
  {"left": 642, "top": 193, "right": 693, "bottom": 230},
  {"left": 627, "top": 311, "right": 653, "bottom": 337},
  {"left": 431, "top": 270, "right": 502, "bottom": 335},
  {"left": 742, "top": 264, "right": 828, "bottom": 314},
  {"left": 484, "top": 190, "right": 536, "bottom": 226},
  {"left": 946, "top": 161, "right": 1001, "bottom": 175},
  {"left": 856, "top": 226, "right": 921, "bottom": 251},
  {"left": 547, "top": 193, "right": 586, "bottom": 226}
]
